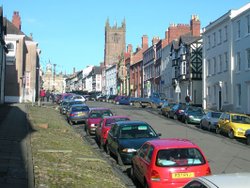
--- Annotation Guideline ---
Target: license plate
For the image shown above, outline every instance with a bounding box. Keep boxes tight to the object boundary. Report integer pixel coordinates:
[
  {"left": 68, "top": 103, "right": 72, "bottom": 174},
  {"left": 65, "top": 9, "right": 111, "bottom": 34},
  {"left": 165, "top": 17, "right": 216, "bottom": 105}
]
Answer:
[
  {"left": 77, "top": 112, "right": 84, "bottom": 116},
  {"left": 172, "top": 172, "right": 194, "bottom": 179}
]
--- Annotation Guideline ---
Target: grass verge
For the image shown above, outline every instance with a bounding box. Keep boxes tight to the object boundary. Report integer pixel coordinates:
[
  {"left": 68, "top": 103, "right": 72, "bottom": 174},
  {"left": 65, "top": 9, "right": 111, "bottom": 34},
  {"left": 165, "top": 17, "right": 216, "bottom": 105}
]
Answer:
[{"left": 27, "top": 105, "right": 126, "bottom": 188}]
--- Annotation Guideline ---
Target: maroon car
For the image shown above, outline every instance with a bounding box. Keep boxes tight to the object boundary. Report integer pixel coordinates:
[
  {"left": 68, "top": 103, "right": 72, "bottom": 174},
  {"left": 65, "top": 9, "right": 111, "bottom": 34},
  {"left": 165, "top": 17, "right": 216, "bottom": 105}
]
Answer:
[{"left": 85, "top": 108, "right": 113, "bottom": 135}]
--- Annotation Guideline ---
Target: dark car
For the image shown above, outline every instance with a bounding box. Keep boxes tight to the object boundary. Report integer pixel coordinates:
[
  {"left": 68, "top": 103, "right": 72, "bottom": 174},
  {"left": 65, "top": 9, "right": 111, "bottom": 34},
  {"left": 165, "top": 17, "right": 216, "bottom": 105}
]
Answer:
[
  {"left": 200, "top": 111, "right": 222, "bottom": 131},
  {"left": 67, "top": 104, "right": 90, "bottom": 125},
  {"left": 167, "top": 103, "right": 187, "bottom": 120},
  {"left": 97, "top": 95, "right": 107, "bottom": 102},
  {"left": 59, "top": 100, "right": 70, "bottom": 114},
  {"left": 65, "top": 100, "right": 85, "bottom": 116},
  {"left": 160, "top": 102, "right": 176, "bottom": 116},
  {"left": 181, "top": 106, "right": 205, "bottom": 125},
  {"left": 106, "top": 121, "right": 161, "bottom": 165},
  {"left": 85, "top": 108, "right": 113, "bottom": 135},
  {"left": 106, "top": 94, "right": 117, "bottom": 103},
  {"left": 114, "top": 95, "right": 125, "bottom": 104},
  {"left": 118, "top": 96, "right": 131, "bottom": 105},
  {"left": 245, "top": 130, "right": 250, "bottom": 145}
]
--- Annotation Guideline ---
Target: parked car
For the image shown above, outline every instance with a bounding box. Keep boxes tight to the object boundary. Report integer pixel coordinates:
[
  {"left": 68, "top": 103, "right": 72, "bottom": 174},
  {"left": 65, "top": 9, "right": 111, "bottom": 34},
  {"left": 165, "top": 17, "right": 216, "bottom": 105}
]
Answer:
[
  {"left": 245, "top": 129, "right": 250, "bottom": 145},
  {"left": 167, "top": 103, "right": 187, "bottom": 120},
  {"left": 69, "top": 94, "right": 86, "bottom": 102},
  {"left": 95, "top": 116, "right": 131, "bottom": 150},
  {"left": 65, "top": 100, "right": 85, "bottom": 116},
  {"left": 183, "top": 173, "right": 250, "bottom": 188},
  {"left": 216, "top": 112, "right": 250, "bottom": 139},
  {"left": 85, "top": 108, "right": 113, "bottom": 135},
  {"left": 96, "top": 95, "right": 107, "bottom": 102},
  {"left": 59, "top": 100, "right": 70, "bottom": 114},
  {"left": 200, "top": 111, "right": 222, "bottom": 131},
  {"left": 181, "top": 106, "right": 205, "bottom": 124},
  {"left": 106, "top": 94, "right": 117, "bottom": 103},
  {"left": 67, "top": 104, "right": 90, "bottom": 125},
  {"left": 131, "top": 138, "right": 211, "bottom": 188},
  {"left": 160, "top": 102, "right": 176, "bottom": 116},
  {"left": 114, "top": 95, "right": 125, "bottom": 104},
  {"left": 106, "top": 121, "right": 161, "bottom": 165},
  {"left": 118, "top": 96, "right": 131, "bottom": 105}
]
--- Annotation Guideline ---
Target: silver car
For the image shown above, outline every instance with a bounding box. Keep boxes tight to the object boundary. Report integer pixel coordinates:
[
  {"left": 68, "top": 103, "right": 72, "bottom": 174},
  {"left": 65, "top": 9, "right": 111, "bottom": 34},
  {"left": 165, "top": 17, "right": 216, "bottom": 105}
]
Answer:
[
  {"left": 183, "top": 173, "right": 250, "bottom": 188},
  {"left": 200, "top": 111, "right": 222, "bottom": 131}
]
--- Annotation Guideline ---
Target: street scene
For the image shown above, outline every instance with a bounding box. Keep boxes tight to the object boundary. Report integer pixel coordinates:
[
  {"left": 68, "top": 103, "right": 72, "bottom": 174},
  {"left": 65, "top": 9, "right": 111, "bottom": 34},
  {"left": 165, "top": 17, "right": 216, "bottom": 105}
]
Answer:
[{"left": 1, "top": 0, "right": 250, "bottom": 188}]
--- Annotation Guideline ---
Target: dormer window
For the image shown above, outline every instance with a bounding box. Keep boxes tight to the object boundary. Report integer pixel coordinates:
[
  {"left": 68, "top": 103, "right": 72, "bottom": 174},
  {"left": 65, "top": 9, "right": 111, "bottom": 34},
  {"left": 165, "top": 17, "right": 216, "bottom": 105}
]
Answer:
[{"left": 7, "top": 42, "right": 14, "bottom": 52}]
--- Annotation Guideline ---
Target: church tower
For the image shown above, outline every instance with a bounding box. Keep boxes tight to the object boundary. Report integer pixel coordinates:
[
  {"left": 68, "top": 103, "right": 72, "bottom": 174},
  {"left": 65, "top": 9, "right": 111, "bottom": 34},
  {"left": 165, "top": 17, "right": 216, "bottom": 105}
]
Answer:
[{"left": 104, "top": 18, "right": 126, "bottom": 67}]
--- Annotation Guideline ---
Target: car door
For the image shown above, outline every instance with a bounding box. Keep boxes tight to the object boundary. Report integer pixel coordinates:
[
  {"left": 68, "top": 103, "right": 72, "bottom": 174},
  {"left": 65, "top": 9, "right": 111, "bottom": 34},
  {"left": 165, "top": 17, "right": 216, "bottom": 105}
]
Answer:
[
  {"left": 203, "top": 112, "right": 210, "bottom": 128},
  {"left": 134, "top": 143, "right": 150, "bottom": 184},
  {"left": 108, "top": 124, "right": 119, "bottom": 155},
  {"left": 220, "top": 113, "right": 230, "bottom": 132}
]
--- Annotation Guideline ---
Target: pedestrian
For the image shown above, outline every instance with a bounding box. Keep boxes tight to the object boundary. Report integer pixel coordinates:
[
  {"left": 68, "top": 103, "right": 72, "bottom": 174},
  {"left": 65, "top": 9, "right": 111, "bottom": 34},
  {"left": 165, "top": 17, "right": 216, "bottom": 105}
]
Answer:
[
  {"left": 40, "top": 88, "right": 45, "bottom": 101},
  {"left": 185, "top": 95, "right": 191, "bottom": 105},
  {"left": 51, "top": 91, "right": 55, "bottom": 103},
  {"left": 46, "top": 90, "right": 50, "bottom": 102}
]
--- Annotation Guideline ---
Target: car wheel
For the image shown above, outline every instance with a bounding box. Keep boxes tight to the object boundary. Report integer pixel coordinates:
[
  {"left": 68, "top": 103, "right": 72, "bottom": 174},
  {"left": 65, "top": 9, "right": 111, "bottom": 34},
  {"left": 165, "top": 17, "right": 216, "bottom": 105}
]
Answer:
[
  {"left": 69, "top": 120, "right": 74, "bottom": 125},
  {"left": 208, "top": 123, "right": 211, "bottom": 132},
  {"left": 184, "top": 118, "right": 188, "bottom": 124},
  {"left": 174, "top": 114, "right": 177, "bottom": 120},
  {"left": 199, "top": 121, "right": 203, "bottom": 129},
  {"left": 215, "top": 126, "right": 221, "bottom": 134},
  {"left": 246, "top": 136, "right": 250, "bottom": 145},
  {"left": 228, "top": 129, "right": 235, "bottom": 139},
  {"left": 166, "top": 113, "right": 169, "bottom": 118},
  {"left": 117, "top": 151, "right": 123, "bottom": 166},
  {"left": 130, "top": 164, "right": 136, "bottom": 181}
]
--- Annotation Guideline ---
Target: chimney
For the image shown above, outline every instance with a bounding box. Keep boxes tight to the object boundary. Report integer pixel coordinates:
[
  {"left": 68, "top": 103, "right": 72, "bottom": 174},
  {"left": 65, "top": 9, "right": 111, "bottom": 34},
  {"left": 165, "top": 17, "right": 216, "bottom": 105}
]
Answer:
[
  {"left": 152, "top": 36, "right": 160, "bottom": 45},
  {"left": 190, "top": 15, "right": 200, "bottom": 36},
  {"left": 127, "top": 44, "right": 133, "bottom": 53},
  {"left": 12, "top": 11, "right": 21, "bottom": 30},
  {"left": 73, "top": 67, "right": 75, "bottom": 74},
  {"left": 142, "top": 35, "right": 148, "bottom": 49}
]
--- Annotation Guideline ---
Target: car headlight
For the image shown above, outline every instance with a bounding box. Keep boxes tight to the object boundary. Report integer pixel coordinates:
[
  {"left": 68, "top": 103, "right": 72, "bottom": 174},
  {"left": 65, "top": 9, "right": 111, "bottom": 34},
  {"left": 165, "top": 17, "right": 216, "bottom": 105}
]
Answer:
[
  {"left": 189, "top": 115, "right": 194, "bottom": 118},
  {"left": 90, "top": 124, "right": 95, "bottom": 127},
  {"left": 237, "top": 128, "right": 244, "bottom": 131},
  {"left": 122, "top": 148, "right": 137, "bottom": 153}
]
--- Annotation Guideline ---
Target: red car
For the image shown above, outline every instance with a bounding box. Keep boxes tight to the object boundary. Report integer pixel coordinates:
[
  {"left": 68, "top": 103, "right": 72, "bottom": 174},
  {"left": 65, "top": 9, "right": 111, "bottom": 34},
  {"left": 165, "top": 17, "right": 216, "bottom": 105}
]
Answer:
[
  {"left": 131, "top": 138, "right": 211, "bottom": 188},
  {"left": 85, "top": 108, "right": 113, "bottom": 135},
  {"left": 95, "top": 116, "right": 130, "bottom": 150}
]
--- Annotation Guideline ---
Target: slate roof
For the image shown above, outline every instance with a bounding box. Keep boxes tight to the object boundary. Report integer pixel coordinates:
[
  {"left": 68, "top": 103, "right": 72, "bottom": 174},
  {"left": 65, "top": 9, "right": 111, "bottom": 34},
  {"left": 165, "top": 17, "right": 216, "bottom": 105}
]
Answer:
[
  {"left": 179, "top": 34, "right": 200, "bottom": 45},
  {"left": 4, "top": 17, "right": 32, "bottom": 41}
]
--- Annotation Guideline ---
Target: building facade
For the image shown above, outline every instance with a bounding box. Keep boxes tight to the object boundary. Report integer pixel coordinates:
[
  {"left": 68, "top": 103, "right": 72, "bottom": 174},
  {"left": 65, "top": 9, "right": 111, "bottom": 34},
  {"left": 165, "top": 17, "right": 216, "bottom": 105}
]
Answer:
[
  {"left": 202, "top": 3, "right": 250, "bottom": 114},
  {"left": 105, "top": 64, "right": 117, "bottom": 95}
]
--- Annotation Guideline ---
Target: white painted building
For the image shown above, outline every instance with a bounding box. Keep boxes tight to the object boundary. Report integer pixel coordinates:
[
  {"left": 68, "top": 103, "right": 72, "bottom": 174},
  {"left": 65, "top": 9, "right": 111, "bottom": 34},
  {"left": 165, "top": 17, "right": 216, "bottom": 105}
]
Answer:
[
  {"left": 203, "top": 3, "right": 250, "bottom": 114},
  {"left": 105, "top": 64, "right": 117, "bottom": 95}
]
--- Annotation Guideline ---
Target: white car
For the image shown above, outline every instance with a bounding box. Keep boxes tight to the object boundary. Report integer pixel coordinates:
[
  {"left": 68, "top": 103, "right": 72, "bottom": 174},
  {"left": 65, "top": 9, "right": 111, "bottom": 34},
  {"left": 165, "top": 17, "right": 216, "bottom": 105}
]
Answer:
[
  {"left": 183, "top": 173, "right": 250, "bottom": 188},
  {"left": 70, "top": 95, "right": 86, "bottom": 102}
]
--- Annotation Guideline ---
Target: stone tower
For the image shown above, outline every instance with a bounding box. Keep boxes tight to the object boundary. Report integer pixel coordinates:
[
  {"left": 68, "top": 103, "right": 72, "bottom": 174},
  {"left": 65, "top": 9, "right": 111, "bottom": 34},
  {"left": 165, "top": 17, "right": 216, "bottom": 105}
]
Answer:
[{"left": 104, "top": 18, "right": 126, "bottom": 67}]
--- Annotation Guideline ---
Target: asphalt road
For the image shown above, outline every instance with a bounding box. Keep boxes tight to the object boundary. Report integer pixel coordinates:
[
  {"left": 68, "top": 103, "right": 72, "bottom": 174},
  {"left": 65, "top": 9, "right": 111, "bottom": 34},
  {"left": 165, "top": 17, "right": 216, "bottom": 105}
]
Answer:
[{"left": 85, "top": 101, "right": 250, "bottom": 175}]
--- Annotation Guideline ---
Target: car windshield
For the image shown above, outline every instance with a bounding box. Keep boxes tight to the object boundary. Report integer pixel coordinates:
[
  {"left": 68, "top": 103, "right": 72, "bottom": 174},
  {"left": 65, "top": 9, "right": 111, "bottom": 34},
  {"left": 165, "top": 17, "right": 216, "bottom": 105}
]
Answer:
[
  {"left": 231, "top": 115, "right": 250, "bottom": 124},
  {"left": 90, "top": 110, "right": 113, "bottom": 118},
  {"left": 211, "top": 112, "right": 222, "bottom": 118},
  {"left": 72, "top": 106, "right": 89, "bottom": 112},
  {"left": 156, "top": 148, "right": 205, "bottom": 167},
  {"left": 119, "top": 124, "right": 157, "bottom": 139},
  {"left": 189, "top": 108, "right": 204, "bottom": 115},
  {"left": 106, "top": 118, "right": 130, "bottom": 126}
]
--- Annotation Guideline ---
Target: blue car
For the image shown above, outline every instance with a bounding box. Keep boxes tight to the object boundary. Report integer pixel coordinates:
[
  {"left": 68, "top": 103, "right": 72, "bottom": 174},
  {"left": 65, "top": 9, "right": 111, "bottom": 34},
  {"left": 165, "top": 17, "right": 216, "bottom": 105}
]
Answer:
[
  {"left": 118, "top": 96, "right": 131, "bottom": 105},
  {"left": 245, "top": 129, "right": 250, "bottom": 145},
  {"left": 67, "top": 104, "right": 90, "bottom": 125}
]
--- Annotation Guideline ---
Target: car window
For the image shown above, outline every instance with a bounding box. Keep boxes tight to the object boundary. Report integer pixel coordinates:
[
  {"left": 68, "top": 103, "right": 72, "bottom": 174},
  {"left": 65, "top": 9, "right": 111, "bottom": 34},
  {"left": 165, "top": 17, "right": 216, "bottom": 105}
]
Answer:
[
  {"left": 72, "top": 106, "right": 89, "bottom": 112},
  {"left": 101, "top": 110, "right": 113, "bottom": 117},
  {"left": 138, "top": 143, "right": 149, "bottom": 158},
  {"left": 156, "top": 148, "right": 205, "bottom": 167},
  {"left": 183, "top": 180, "right": 208, "bottom": 188},
  {"left": 109, "top": 124, "right": 116, "bottom": 136},
  {"left": 231, "top": 115, "right": 250, "bottom": 124},
  {"left": 145, "top": 145, "right": 154, "bottom": 163},
  {"left": 106, "top": 118, "right": 130, "bottom": 126},
  {"left": 90, "top": 112, "right": 102, "bottom": 118},
  {"left": 211, "top": 112, "right": 222, "bottom": 118},
  {"left": 119, "top": 124, "right": 157, "bottom": 139}
]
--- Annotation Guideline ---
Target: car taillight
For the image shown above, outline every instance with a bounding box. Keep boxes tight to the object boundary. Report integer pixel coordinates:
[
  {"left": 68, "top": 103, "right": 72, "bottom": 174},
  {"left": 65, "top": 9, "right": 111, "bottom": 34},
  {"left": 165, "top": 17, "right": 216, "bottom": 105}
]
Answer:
[
  {"left": 151, "top": 170, "right": 160, "bottom": 181},
  {"left": 177, "top": 110, "right": 182, "bottom": 113},
  {"left": 205, "top": 166, "right": 212, "bottom": 175},
  {"left": 70, "top": 113, "right": 75, "bottom": 117}
]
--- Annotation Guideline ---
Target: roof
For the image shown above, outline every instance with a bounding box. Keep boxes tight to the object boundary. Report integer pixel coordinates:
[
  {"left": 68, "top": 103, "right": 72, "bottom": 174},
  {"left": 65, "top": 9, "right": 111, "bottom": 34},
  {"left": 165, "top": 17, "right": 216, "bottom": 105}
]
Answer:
[
  {"left": 104, "top": 115, "right": 130, "bottom": 119},
  {"left": 197, "top": 173, "right": 250, "bottom": 188},
  {"left": 4, "top": 17, "right": 32, "bottom": 41},
  {"left": 146, "top": 138, "right": 197, "bottom": 149},
  {"left": 179, "top": 34, "right": 201, "bottom": 45}
]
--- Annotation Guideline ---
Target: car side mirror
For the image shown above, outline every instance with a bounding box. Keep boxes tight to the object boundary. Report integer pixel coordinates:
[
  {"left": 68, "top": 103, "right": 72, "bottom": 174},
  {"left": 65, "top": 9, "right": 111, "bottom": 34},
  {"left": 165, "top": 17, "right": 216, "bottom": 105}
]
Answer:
[{"left": 158, "top": 133, "right": 162, "bottom": 137}]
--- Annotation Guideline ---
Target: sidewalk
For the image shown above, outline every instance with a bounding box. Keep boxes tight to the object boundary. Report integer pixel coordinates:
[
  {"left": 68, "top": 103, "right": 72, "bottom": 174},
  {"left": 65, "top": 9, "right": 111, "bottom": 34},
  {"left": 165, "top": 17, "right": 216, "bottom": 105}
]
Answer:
[{"left": 0, "top": 103, "right": 34, "bottom": 188}]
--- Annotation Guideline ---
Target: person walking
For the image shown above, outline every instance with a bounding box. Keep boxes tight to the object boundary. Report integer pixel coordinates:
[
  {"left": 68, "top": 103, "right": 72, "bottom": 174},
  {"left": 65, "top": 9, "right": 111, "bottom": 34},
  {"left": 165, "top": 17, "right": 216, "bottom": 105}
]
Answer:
[
  {"left": 40, "top": 88, "right": 45, "bottom": 102},
  {"left": 46, "top": 90, "right": 50, "bottom": 102}
]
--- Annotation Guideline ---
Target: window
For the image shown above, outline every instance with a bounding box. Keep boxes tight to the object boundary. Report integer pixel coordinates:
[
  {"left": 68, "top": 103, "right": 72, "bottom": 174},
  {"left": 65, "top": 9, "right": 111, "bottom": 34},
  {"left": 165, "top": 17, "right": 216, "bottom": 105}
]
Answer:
[
  {"left": 7, "top": 43, "right": 14, "bottom": 52},
  {"left": 207, "top": 36, "right": 211, "bottom": 50},
  {"left": 247, "top": 15, "right": 250, "bottom": 34},
  {"left": 236, "top": 84, "right": 241, "bottom": 107},
  {"left": 138, "top": 144, "right": 149, "bottom": 158},
  {"left": 207, "top": 59, "right": 211, "bottom": 76},
  {"left": 236, "top": 52, "right": 241, "bottom": 72},
  {"left": 224, "top": 25, "right": 228, "bottom": 42},
  {"left": 213, "top": 32, "right": 216, "bottom": 47},
  {"left": 224, "top": 82, "right": 228, "bottom": 103},
  {"left": 219, "top": 55, "right": 222, "bottom": 73},
  {"left": 237, "top": 20, "right": 241, "bottom": 39},
  {"left": 246, "top": 48, "right": 250, "bottom": 69},
  {"left": 213, "top": 85, "right": 216, "bottom": 104},
  {"left": 224, "top": 52, "right": 228, "bottom": 71},
  {"left": 213, "top": 57, "right": 217, "bottom": 74},
  {"left": 218, "top": 29, "right": 222, "bottom": 44},
  {"left": 181, "top": 61, "right": 186, "bottom": 75}
]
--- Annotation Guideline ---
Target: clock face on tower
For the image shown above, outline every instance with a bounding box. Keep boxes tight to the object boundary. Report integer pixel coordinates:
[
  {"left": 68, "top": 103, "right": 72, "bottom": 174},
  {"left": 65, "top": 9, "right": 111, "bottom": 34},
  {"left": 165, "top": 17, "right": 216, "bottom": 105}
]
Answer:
[{"left": 112, "top": 33, "right": 120, "bottom": 43}]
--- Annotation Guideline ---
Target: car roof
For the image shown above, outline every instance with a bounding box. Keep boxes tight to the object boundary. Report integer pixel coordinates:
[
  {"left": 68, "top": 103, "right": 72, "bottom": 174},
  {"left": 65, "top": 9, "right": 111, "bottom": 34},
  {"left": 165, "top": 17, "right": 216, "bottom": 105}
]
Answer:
[
  {"left": 89, "top": 107, "right": 111, "bottom": 111},
  {"left": 103, "top": 115, "right": 130, "bottom": 119},
  {"left": 145, "top": 138, "right": 198, "bottom": 149},
  {"left": 196, "top": 173, "right": 250, "bottom": 188},
  {"left": 115, "top": 120, "right": 148, "bottom": 126}
]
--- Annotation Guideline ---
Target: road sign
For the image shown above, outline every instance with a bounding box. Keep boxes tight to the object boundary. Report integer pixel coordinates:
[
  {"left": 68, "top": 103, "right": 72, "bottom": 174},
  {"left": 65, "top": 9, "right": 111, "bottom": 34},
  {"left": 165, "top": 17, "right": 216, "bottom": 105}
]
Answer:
[{"left": 175, "top": 85, "right": 181, "bottom": 93}]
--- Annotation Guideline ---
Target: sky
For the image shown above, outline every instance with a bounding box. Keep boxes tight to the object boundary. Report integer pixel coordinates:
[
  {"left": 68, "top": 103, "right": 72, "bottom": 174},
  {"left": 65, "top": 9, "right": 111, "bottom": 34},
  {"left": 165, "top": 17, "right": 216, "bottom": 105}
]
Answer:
[{"left": 1, "top": 0, "right": 250, "bottom": 74}]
